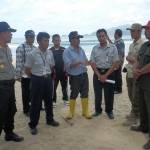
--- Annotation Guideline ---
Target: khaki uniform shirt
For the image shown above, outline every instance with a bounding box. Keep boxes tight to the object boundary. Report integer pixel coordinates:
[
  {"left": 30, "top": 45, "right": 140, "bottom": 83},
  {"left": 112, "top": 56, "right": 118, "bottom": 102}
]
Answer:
[
  {"left": 0, "top": 46, "right": 15, "bottom": 80},
  {"left": 126, "top": 38, "right": 144, "bottom": 78}
]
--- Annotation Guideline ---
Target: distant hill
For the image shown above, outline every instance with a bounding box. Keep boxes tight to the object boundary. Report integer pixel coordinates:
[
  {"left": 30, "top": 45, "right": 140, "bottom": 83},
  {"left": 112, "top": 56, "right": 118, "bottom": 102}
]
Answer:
[{"left": 90, "top": 24, "right": 131, "bottom": 36}]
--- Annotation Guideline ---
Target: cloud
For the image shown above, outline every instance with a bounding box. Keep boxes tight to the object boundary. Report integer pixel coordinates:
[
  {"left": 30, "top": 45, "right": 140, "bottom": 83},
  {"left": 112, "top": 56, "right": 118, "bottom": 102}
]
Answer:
[{"left": 0, "top": 0, "right": 150, "bottom": 36}]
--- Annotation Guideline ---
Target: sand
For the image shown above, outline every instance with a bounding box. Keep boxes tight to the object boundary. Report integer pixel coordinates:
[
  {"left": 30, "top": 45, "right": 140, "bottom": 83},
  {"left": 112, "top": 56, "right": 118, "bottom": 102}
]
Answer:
[{"left": 0, "top": 67, "right": 147, "bottom": 150}]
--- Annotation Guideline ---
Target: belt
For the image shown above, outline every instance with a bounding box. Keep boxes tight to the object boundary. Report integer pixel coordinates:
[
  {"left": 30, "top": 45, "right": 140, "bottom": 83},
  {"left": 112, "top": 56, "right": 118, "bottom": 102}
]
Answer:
[
  {"left": 69, "top": 72, "right": 87, "bottom": 77},
  {"left": 97, "top": 68, "right": 109, "bottom": 74},
  {"left": 31, "top": 74, "right": 51, "bottom": 78}
]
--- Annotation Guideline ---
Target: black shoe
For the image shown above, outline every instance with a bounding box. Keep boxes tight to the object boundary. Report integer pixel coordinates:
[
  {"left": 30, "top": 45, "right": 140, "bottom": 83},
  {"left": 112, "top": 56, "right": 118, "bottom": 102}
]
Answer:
[
  {"left": 143, "top": 140, "right": 150, "bottom": 150},
  {"left": 5, "top": 132, "right": 24, "bottom": 142},
  {"left": 130, "top": 125, "right": 148, "bottom": 133},
  {"left": 107, "top": 112, "right": 114, "bottom": 119},
  {"left": 92, "top": 112, "right": 101, "bottom": 117},
  {"left": 30, "top": 128, "right": 38, "bottom": 135},
  {"left": 47, "top": 120, "right": 60, "bottom": 127}
]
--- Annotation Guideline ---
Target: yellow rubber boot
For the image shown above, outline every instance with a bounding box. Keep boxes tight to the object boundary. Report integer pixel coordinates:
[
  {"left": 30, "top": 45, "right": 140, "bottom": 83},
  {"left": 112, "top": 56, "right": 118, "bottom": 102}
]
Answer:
[
  {"left": 66, "top": 99, "right": 76, "bottom": 119},
  {"left": 81, "top": 98, "right": 92, "bottom": 119}
]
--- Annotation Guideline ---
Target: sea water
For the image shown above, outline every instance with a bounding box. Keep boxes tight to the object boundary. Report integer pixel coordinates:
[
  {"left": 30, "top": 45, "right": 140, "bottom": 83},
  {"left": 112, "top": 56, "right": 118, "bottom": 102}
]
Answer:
[{"left": 9, "top": 35, "right": 132, "bottom": 60}]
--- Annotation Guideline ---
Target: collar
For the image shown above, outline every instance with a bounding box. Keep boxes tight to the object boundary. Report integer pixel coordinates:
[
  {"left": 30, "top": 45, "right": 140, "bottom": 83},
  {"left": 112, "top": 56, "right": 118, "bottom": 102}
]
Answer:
[
  {"left": 69, "top": 46, "right": 82, "bottom": 52},
  {"left": 98, "top": 42, "right": 110, "bottom": 49},
  {"left": 115, "top": 38, "right": 122, "bottom": 42},
  {"left": 133, "top": 38, "right": 143, "bottom": 45},
  {"left": 37, "top": 48, "right": 48, "bottom": 54}
]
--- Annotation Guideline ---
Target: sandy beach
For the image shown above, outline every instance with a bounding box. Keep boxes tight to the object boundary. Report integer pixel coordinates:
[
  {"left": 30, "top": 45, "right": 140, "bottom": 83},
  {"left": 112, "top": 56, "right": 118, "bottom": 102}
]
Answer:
[{"left": 0, "top": 67, "right": 147, "bottom": 150}]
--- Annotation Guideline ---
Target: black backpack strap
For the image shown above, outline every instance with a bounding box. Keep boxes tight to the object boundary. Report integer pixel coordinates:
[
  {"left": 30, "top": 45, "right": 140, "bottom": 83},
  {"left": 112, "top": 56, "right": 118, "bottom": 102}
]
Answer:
[{"left": 22, "top": 44, "right": 26, "bottom": 63}]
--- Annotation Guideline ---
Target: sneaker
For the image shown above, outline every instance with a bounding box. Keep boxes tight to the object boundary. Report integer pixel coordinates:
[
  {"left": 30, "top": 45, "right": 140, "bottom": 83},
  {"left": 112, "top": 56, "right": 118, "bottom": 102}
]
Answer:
[
  {"left": 143, "top": 140, "right": 150, "bottom": 150},
  {"left": 30, "top": 128, "right": 38, "bottom": 135},
  {"left": 107, "top": 112, "right": 114, "bottom": 119},
  {"left": 53, "top": 102, "right": 57, "bottom": 108},
  {"left": 5, "top": 132, "right": 24, "bottom": 142},
  {"left": 92, "top": 112, "right": 101, "bottom": 117},
  {"left": 47, "top": 120, "right": 60, "bottom": 127},
  {"left": 64, "top": 101, "right": 69, "bottom": 106}
]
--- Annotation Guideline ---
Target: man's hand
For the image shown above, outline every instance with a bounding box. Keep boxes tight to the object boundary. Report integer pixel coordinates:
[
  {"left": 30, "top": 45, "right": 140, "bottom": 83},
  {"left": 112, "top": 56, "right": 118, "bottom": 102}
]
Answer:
[
  {"left": 99, "top": 74, "right": 107, "bottom": 83},
  {"left": 133, "top": 68, "right": 141, "bottom": 80}
]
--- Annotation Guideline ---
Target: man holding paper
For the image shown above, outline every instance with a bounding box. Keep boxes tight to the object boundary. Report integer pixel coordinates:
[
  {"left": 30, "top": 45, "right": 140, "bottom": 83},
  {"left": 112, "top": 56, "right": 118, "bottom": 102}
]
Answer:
[{"left": 90, "top": 29, "right": 119, "bottom": 119}]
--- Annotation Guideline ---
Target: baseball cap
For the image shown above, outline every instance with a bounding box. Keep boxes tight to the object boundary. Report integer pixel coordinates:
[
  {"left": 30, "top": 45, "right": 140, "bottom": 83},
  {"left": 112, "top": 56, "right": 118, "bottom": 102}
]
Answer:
[
  {"left": 126, "top": 23, "right": 142, "bottom": 31},
  {"left": 142, "top": 21, "right": 150, "bottom": 28},
  {"left": 0, "top": 21, "right": 16, "bottom": 33},
  {"left": 25, "top": 30, "right": 35, "bottom": 37},
  {"left": 69, "top": 31, "right": 83, "bottom": 41}
]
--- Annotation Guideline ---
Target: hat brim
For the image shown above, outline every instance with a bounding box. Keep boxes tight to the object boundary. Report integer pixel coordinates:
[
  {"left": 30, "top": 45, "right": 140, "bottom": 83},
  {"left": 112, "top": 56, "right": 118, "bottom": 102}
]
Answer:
[
  {"left": 77, "top": 35, "right": 83, "bottom": 38},
  {"left": 126, "top": 28, "right": 132, "bottom": 30},
  {"left": 8, "top": 28, "right": 17, "bottom": 32},
  {"left": 142, "top": 26, "right": 150, "bottom": 28}
]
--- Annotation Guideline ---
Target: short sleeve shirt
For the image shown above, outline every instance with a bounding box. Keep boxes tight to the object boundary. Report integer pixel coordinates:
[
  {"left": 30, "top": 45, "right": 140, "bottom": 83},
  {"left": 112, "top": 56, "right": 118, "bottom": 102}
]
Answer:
[
  {"left": 0, "top": 46, "right": 15, "bottom": 80},
  {"left": 90, "top": 43, "right": 119, "bottom": 69},
  {"left": 25, "top": 48, "right": 55, "bottom": 76}
]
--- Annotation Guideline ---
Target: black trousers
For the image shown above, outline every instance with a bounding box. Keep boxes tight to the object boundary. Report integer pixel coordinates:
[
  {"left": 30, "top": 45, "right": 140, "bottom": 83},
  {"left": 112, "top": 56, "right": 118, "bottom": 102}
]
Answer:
[
  {"left": 21, "top": 77, "right": 31, "bottom": 113},
  {"left": 139, "top": 86, "right": 150, "bottom": 135},
  {"left": 29, "top": 75, "right": 53, "bottom": 129},
  {"left": 53, "top": 73, "right": 68, "bottom": 102},
  {"left": 0, "top": 80, "right": 17, "bottom": 135},
  {"left": 69, "top": 72, "right": 89, "bottom": 99},
  {"left": 93, "top": 69, "right": 115, "bottom": 113},
  {"left": 114, "top": 66, "right": 122, "bottom": 92}
]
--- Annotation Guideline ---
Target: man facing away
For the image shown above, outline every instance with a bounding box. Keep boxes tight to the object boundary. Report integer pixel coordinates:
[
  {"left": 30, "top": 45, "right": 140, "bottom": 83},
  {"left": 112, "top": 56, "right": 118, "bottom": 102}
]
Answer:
[
  {"left": 50, "top": 34, "right": 68, "bottom": 107},
  {"left": 25, "top": 32, "right": 59, "bottom": 135},
  {"left": 16, "top": 30, "right": 36, "bottom": 116},
  {"left": 114, "top": 29, "right": 125, "bottom": 94},
  {"left": 0, "top": 21, "right": 24, "bottom": 142}
]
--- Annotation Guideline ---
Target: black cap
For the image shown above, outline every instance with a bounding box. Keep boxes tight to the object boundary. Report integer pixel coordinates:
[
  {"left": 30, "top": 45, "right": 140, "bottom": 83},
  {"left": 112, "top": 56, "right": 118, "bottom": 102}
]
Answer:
[
  {"left": 0, "top": 21, "right": 16, "bottom": 33},
  {"left": 69, "top": 31, "right": 83, "bottom": 41},
  {"left": 25, "top": 30, "right": 35, "bottom": 37}
]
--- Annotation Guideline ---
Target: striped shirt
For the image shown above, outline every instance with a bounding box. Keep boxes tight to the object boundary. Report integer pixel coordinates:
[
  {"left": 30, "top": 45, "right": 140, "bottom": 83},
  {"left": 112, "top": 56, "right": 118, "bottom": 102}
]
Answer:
[{"left": 15, "top": 42, "right": 36, "bottom": 78}]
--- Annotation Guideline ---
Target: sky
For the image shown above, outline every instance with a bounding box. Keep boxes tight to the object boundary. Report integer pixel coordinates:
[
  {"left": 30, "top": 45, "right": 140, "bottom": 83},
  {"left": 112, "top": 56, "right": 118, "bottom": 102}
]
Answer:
[{"left": 0, "top": 0, "right": 150, "bottom": 37}]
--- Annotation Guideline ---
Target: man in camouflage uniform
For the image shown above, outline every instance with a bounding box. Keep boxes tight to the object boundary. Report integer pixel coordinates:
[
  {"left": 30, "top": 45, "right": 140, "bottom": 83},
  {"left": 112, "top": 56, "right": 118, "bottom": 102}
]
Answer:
[{"left": 131, "top": 21, "right": 150, "bottom": 150}]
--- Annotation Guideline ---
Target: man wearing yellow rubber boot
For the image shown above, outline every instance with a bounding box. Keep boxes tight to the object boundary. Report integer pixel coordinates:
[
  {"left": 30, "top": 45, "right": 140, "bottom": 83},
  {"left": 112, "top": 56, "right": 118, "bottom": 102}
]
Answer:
[{"left": 63, "top": 31, "right": 91, "bottom": 119}]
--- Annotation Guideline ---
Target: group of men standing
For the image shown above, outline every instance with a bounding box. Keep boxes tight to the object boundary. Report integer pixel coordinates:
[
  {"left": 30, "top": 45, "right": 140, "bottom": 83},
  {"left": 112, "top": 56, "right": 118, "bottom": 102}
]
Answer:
[{"left": 0, "top": 20, "right": 150, "bottom": 150}]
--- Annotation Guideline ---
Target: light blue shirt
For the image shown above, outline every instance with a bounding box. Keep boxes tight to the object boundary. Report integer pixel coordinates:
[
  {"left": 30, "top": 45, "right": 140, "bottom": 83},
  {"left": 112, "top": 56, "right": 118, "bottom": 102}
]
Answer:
[{"left": 63, "top": 46, "right": 87, "bottom": 76}]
